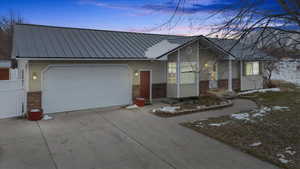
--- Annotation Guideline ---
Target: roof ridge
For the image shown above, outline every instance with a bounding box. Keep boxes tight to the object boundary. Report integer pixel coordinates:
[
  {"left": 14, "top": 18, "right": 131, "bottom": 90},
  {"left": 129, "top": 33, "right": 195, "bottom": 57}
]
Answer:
[{"left": 15, "top": 23, "right": 195, "bottom": 38}]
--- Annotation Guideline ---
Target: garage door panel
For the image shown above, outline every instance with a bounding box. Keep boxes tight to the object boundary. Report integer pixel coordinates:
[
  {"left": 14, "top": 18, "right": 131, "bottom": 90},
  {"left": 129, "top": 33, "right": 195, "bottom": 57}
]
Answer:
[{"left": 43, "top": 65, "right": 131, "bottom": 113}]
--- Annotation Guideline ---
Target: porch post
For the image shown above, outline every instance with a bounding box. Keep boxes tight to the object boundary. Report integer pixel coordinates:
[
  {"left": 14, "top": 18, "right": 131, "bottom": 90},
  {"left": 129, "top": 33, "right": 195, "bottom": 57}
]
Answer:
[
  {"left": 240, "top": 61, "right": 243, "bottom": 91},
  {"left": 176, "top": 49, "right": 181, "bottom": 98},
  {"left": 228, "top": 58, "right": 233, "bottom": 91}
]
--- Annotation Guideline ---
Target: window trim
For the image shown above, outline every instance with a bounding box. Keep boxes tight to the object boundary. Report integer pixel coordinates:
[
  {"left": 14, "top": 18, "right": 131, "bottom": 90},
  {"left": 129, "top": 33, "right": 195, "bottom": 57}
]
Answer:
[
  {"left": 180, "top": 61, "right": 197, "bottom": 84},
  {"left": 167, "top": 62, "right": 177, "bottom": 84},
  {"left": 244, "top": 61, "right": 260, "bottom": 76}
]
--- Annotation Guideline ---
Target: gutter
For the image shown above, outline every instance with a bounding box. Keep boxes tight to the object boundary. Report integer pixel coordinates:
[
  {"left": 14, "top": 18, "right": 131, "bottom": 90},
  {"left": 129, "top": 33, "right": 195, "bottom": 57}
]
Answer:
[{"left": 15, "top": 57, "right": 158, "bottom": 61}]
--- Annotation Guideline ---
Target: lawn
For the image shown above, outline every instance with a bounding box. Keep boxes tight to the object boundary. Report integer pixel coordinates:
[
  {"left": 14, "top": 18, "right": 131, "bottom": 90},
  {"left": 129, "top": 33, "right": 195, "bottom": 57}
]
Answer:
[{"left": 182, "top": 82, "right": 300, "bottom": 169}]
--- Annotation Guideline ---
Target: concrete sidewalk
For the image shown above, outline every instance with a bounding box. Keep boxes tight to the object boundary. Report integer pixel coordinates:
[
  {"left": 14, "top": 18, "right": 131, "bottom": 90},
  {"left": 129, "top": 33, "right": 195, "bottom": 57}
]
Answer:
[{"left": 0, "top": 99, "right": 278, "bottom": 169}]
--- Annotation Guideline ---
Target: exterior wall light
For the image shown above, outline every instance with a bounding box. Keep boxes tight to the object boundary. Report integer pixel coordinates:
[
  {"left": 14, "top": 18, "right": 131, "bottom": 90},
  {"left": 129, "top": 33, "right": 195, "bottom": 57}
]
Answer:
[
  {"left": 204, "top": 63, "right": 209, "bottom": 68},
  {"left": 32, "top": 73, "right": 38, "bottom": 80},
  {"left": 134, "top": 71, "right": 139, "bottom": 77}
]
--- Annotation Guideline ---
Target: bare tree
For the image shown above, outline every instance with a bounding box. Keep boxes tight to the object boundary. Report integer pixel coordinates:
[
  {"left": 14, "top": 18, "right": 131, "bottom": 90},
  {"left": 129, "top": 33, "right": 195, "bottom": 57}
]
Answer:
[
  {"left": 0, "top": 11, "right": 24, "bottom": 59},
  {"left": 161, "top": 0, "right": 299, "bottom": 52}
]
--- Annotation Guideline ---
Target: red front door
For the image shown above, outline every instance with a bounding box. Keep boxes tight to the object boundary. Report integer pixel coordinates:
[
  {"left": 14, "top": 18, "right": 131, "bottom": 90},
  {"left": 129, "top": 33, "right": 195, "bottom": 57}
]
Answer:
[{"left": 140, "top": 71, "right": 150, "bottom": 100}]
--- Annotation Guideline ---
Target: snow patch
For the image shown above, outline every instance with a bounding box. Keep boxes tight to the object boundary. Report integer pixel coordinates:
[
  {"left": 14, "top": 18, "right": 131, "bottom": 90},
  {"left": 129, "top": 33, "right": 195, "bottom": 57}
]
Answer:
[
  {"left": 249, "top": 142, "right": 262, "bottom": 147},
  {"left": 231, "top": 113, "right": 250, "bottom": 121},
  {"left": 252, "top": 107, "right": 271, "bottom": 118},
  {"left": 193, "top": 121, "right": 204, "bottom": 128},
  {"left": 153, "top": 106, "right": 180, "bottom": 113},
  {"left": 238, "top": 88, "right": 280, "bottom": 95},
  {"left": 277, "top": 154, "right": 289, "bottom": 164},
  {"left": 272, "top": 106, "right": 290, "bottom": 111},
  {"left": 285, "top": 147, "right": 296, "bottom": 156},
  {"left": 279, "top": 158, "right": 289, "bottom": 164},
  {"left": 208, "top": 122, "right": 229, "bottom": 127},
  {"left": 42, "top": 115, "right": 53, "bottom": 120},
  {"left": 126, "top": 104, "right": 139, "bottom": 109}
]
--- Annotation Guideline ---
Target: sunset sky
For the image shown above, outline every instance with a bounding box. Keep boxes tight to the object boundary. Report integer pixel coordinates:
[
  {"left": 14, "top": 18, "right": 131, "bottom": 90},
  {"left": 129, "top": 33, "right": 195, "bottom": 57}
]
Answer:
[{"left": 0, "top": 0, "right": 279, "bottom": 36}]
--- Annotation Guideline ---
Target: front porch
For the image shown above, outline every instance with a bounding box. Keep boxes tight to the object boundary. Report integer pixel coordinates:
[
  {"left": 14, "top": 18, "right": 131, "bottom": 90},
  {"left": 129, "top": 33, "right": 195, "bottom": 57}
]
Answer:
[{"left": 165, "top": 40, "right": 239, "bottom": 98}]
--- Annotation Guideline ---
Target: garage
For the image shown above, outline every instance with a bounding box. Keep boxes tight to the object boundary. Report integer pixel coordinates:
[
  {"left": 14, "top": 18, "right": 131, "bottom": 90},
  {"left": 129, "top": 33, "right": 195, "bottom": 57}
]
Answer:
[{"left": 42, "top": 64, "right": 132, "bottom": 114}]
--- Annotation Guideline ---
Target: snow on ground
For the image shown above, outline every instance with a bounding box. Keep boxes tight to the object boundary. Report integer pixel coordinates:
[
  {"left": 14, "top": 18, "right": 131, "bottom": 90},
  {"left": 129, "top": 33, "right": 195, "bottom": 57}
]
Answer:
[
  {"left": 231, "top": 113, "right": 250, "bottom": 121},
  {"left": 249, "top": 142, "right": 262, "bottom": 147},
  {"left": 208, "top": 122, "right": 230, "bottom": 127},
  {"left": 276, "top": 147, "right": 296, "bottom": 164},
  {"left": 153, "top": 106, "right": 180, "bottom": 113},
  {"left": 285, "top": 147, "right": 296, "bottom": 156},
  {"left": 126, "top": 104, "right": 139, "bottom": 109},
  {"left": 42, "top": 115, "right": 53, "bottom": 120},
  {"left": 238, "top": 88, "right": 280, "bottom": 95},
  {"left": 272, "top": 60, "right": 300, "bottom": 85},
  {"left": 252, "top": 107, "right": 271, "bottom": 117},
  {"left": 231, "top": 106, "right": 289, "bottom": 122},
  {"left": 272, "top": 106, "right": 290, "bottom": 111},
  {"left": 277, "top": 154, "right": 289, "bottom": 164}
]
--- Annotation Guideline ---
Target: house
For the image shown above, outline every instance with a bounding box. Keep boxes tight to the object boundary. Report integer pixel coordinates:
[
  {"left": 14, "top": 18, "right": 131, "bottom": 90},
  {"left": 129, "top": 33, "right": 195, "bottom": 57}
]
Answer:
[{"left": 11, "top": 24, "right": 272, "bottom": 114}]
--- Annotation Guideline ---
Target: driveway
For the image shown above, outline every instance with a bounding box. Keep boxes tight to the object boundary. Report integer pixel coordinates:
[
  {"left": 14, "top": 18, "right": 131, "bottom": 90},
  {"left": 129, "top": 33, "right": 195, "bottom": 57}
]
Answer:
[{"left": 0, "top": 99, "right": 278, "bottom": 169}]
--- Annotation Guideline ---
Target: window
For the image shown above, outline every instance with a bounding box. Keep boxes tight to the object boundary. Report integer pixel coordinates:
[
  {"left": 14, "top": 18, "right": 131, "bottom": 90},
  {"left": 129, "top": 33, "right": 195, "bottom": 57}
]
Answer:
[
  {"left": 245, "top": 62, "right": 260, "bottom": 76},
  {"left": 181, "top": 62, "right": 197, "bottom": 84},
  {"left": 168, "top": 62, "right": 177, "bottom": 84}
]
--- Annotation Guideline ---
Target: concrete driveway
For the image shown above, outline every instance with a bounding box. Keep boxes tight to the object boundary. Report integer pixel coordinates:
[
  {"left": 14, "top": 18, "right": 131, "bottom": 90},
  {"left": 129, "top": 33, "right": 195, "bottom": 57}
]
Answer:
[{"left": 0, "top": 99, "right": 278, "bottom": 169}]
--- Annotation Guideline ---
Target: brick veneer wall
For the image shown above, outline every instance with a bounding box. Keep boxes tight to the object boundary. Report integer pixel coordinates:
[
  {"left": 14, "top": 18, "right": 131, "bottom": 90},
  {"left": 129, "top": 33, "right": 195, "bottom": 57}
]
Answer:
[
  {"left": 27, "top": 91, "right": 42, "bottom": 111},
  {"left": 132, "top": 83, "right": 166, "bottom": 100},
  {"left": 218, "top": 79, "right": 241, "bottom": 91},
  {"left": 199, "top": 81, "right": 209, "bottom": 94},
  {"left": 152, "top": 83, "right": 166, "bottom": 99},
  {"left": 199, "top": 79, "right": 241, "bottom": 94}
]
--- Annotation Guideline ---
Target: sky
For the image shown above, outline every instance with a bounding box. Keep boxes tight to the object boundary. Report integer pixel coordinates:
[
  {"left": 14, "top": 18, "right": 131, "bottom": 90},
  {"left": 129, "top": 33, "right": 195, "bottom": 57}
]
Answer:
[{"left": 0, "top": 0, "right": 281, "bottom": 36}]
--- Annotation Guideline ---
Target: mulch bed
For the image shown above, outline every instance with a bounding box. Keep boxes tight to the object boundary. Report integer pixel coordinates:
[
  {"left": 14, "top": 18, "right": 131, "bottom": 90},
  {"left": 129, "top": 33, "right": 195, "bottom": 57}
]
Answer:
[
  {"left": 151, "top": 100, "right": 233, "bottom": 118},
  {"left": 181, "top": 84, "right": 300, "bottom": 169}
]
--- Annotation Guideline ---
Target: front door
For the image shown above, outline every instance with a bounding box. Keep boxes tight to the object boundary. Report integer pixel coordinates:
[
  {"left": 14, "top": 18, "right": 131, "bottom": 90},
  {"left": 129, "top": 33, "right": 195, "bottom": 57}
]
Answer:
[{"left": 140, "top": 71, "right": 150, "bottom": 101}]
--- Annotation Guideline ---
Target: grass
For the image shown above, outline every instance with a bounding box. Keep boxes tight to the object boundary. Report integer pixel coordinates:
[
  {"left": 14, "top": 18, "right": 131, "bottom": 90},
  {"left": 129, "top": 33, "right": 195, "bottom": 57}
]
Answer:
[{"left": 182, "top": 82, "right": 300, "bottom": 169}]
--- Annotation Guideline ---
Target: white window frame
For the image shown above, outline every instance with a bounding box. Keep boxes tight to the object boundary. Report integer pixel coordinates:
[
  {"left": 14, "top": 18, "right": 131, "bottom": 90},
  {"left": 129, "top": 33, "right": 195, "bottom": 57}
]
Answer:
[
  {"left": 180, "top": 62, "right": 197, "bottom": 84},
  {"left": 167, "top": 62, "right": 177, "bottom": 84},
  {"left": 245, "top": 61, "right": 260, "bottom": 76}
]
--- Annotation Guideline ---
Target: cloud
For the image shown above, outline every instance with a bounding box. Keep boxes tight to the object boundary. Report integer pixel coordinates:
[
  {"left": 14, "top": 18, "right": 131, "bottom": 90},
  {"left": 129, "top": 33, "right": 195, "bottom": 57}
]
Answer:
[
  {"left": 127, "top": 25, "right": 215, "bottom": 36},
  {"left": 79, "top": 0, "right": 238, "bottom": 15},
  {"left": 140, "top": 1, "right": 237, "bottom": 14}
]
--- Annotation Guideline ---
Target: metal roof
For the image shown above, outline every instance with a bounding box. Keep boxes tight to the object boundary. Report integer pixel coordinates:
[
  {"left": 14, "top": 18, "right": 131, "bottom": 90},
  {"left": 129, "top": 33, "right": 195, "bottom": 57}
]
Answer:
[
  {"left": 12, "top": 24, "right": 195, "bottom": 59},
  {"left": 12, "top": 24, "right": 272, "bottom": 61},
  {"left": 207, "top": 38, "right": 273, "bottom": 60}
]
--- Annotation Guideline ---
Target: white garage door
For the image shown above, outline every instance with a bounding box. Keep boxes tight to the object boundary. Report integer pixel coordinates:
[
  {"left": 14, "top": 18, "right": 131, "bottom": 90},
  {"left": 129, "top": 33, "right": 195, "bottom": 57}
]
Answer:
[{"left": 43, "top": 65, "right": 132, "bottom": 114}]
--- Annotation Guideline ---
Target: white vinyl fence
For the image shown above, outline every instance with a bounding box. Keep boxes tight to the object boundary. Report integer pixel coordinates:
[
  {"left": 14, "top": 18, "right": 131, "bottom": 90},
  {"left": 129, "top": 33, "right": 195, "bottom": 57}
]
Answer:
[{"left": 0, "top": 80, "right": 24, "bottom": 119}]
